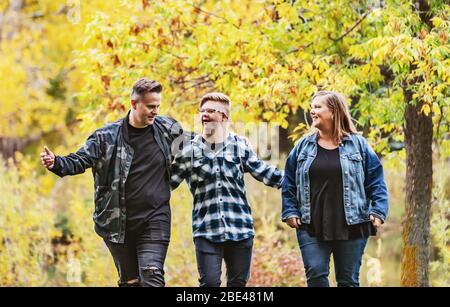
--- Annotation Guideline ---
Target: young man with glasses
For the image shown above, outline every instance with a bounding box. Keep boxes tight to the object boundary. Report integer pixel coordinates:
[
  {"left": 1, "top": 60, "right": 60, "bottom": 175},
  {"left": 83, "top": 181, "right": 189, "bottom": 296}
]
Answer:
[{"left": 170, "top": 92, "right": 283, "bottom": 287}]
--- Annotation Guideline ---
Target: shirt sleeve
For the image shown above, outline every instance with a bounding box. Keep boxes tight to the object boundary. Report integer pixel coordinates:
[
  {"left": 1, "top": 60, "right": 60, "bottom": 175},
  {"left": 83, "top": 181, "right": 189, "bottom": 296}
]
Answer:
[{"left": 243, "top": 142, "right": 284, "bottom": 189}]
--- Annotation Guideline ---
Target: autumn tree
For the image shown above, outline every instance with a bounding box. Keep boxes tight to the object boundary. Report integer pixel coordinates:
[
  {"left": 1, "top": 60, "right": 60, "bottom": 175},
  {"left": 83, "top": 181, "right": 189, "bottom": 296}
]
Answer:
[
  {"left": 0, "top": 0, "right": 112, "bottom": 160},
  {"left": 1, "top": 0, "right": 448, "bottom": 286},
  {"left": 74, "top": 0, "right": 449, "bottom": 286}
]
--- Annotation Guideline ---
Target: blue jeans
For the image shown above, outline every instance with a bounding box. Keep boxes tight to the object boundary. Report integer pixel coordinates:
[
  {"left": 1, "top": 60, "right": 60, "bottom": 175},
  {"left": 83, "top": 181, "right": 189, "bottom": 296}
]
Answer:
[
  {"left": 194, "top": 237, "right": 253, "bottom": 287},
  {"left": 296, "top": 230, "right": 368, "bottom": 287}
]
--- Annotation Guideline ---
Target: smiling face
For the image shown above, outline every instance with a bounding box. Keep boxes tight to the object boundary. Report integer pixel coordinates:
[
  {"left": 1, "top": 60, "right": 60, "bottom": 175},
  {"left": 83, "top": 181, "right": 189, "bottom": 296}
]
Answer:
[
  {"left": 310, "top": 96, "right": 334, "bottom": 131},
  {"left": 200, "top": 100, "right": 228, "bottom": 126},
  {"left": 131, "top": 92, "right": 161, "bottom": 126}
]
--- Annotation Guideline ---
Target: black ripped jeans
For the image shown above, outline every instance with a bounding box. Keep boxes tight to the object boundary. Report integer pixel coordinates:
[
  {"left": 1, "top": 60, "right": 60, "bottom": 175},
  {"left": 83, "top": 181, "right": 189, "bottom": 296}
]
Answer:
[{"left": 104, "top": 219, "right": 170, "bottom": 287}]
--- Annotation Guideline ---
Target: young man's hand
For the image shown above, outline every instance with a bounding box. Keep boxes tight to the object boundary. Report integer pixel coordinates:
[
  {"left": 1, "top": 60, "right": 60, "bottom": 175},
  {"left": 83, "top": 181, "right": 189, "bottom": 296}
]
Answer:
[
  {"left": 286, "top": 217, "right": 301, "bottom": 229},
  {"left": 40, "top": 146, "right": 55, "bottom": 169}
]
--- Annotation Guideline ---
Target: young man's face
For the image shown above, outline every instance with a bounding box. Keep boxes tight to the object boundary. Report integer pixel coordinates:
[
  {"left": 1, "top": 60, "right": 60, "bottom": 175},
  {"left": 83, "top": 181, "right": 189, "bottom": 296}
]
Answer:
[
  {"left": 131, "top": 92, "right": 161, "bottom": 126},
  {"left": 200, "top": 100, "right": 227, "bottom": 126}
]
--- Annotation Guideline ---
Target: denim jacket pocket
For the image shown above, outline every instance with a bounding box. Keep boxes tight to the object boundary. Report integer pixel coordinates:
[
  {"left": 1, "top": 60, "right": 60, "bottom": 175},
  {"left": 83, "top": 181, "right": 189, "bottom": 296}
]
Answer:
[
  {"left": 296, "top": 153, "right": 308, "bottom": 163},
  {"left": 346, "top": 152, "right": 368, "bottom": 219},
  {"left": 347, "top": 152, "right": 364, "bottom": 177}
]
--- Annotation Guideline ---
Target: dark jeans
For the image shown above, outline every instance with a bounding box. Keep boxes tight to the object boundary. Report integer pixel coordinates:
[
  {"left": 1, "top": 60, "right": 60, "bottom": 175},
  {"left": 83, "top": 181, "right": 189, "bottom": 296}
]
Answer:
[
  {"left": 296, "top": 229, "right": 368, "bottom": 287},
  {"left": 104, "top": 220, "right": 170, "bottom": 287},
  {"left": 194, "top": 237, "right": 253, "bottom": 287}
]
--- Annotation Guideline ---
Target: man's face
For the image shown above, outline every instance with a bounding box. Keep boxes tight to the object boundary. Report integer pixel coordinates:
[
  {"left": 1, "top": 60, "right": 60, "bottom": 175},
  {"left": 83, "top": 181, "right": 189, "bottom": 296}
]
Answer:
[
  {"left": 200, "top": 100, "right": 227, "bottom": 126},
  {"left": 131, "top": 92, "right": 161, "bottom": 125}
]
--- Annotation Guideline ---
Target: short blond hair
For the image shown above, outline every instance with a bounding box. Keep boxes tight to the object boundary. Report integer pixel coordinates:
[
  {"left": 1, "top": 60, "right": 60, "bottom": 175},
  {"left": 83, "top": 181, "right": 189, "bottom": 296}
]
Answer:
[{"left": 200, "top": 92, "right": 231, "bottom": 107}]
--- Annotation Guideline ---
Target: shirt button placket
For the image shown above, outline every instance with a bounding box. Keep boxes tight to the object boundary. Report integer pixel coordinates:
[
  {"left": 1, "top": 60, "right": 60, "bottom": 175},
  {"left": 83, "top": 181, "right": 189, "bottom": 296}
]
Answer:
[{"left": 214, "top": 159, "right": 225, "bottom": 229}]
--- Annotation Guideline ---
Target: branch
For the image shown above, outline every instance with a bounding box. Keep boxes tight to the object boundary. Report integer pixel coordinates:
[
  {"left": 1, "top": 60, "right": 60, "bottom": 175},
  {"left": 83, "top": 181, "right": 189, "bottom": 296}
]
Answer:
[
  {"left": 0, "top": 133, "right": 42, "bottom": 161},
  {"left": 329, "top": 8, "right": 372, "bottom": 42},
  {"left": 287, "top": 41, "right": 314, "bottom": 54},
  {"left": 172, "top": 74, "right": 210, "bottom": 84},
  {"left": 379, "top": 64, "right": 395, "bottom": 84},
  {"left": 416, "top": 0, "right": 434, "bottom": 29},
  {"left": 189, "top": 3, "right": 240, "bottom": 30},
  {"left": 0, "top": 124, "right": 66, "bottom": 161},
  {"left": 288, "top": 9, "right": 372, "bottom": 55},
  {"left": 161, "top": 48, "right": 188, "bottom": 60},
  {"left": 184, "top": 79, "right": 215, "bottom": 90},
  {"left": 434, "top": 103, "right": 445, "bottom": 143}
]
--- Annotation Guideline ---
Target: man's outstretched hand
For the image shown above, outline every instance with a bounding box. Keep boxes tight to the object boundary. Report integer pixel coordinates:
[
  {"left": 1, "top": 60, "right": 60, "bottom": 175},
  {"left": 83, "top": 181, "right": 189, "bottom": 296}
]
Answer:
[{"left": 40, "top": 146, "right": 55, "bottom": 169}]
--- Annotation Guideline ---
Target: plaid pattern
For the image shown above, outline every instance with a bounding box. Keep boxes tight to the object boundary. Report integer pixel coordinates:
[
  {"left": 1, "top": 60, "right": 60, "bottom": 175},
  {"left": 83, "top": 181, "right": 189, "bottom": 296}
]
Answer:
[{"left": 171, "top": 133, "right": 283, "bottom": 242}]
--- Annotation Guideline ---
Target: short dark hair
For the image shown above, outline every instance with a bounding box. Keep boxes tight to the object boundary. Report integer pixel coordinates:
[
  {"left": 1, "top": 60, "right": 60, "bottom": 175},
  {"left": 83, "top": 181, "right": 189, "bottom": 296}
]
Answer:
[{"left": 130, "top": 78, "right": 162, "bottom": 100}]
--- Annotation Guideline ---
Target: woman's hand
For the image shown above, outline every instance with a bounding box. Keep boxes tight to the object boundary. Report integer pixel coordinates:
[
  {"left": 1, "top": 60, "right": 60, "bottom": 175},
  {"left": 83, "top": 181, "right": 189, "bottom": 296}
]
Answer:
[
  {"left": 370, "top": 215, "right": 382, "bottom": 229},
  {"left": 286, "top": 217, "right": 301, "bottom": 229}
]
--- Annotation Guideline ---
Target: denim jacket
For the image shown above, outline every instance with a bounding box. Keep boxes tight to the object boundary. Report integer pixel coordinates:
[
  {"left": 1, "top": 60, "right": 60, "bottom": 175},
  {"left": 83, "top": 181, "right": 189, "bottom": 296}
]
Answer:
[{"left": 281, "top": 131, "right": 388, "bottom": 225}]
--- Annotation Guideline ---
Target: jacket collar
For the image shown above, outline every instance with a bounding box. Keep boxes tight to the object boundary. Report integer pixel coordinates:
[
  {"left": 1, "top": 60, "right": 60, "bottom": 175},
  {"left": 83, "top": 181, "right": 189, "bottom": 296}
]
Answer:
[
  {"left": 122, "top": 111, "right": 157, "bottom": 144},
  {"left": 306, "top": 130, "right": 352, "bottom": 144},
  {"left": 192, "top": 133, "right": 235, "bottom": 150}
]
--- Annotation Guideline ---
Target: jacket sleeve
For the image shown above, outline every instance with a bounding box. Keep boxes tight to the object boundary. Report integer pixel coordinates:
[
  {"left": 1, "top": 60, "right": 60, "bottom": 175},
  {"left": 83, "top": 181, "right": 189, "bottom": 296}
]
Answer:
[
  {"left": 50, "top": 131, "right": 103, "bottom": 177},
  {"left": 364, "top": 140, "right": 389, "bottom": 223},
  {"left": 281, "top": 144, "right": 301, "bottom": 222},
  {"left": 157, "top": 116, "right": 185, "bottom": 160},
  {"left": 170, "top": 140, "right": 193, "bottom": 191},
  {"left": 170, "top": 155, "right": 189, "bottom": 191}
]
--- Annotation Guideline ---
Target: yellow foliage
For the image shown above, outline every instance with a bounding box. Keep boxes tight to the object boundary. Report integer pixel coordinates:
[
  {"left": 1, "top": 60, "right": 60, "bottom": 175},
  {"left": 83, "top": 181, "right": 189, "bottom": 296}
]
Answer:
[
  {"left": 0, "top": 159, "right": 56, "bottom": 286},
  {"left": 0, "top": 0, "right": 449, "bottom": 287}
]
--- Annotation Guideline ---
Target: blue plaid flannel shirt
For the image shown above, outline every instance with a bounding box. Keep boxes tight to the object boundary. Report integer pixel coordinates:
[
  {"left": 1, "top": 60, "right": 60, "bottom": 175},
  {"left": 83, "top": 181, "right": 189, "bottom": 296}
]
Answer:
[{"left": 171, "top": 133, "right": 283, "bottom": 243}]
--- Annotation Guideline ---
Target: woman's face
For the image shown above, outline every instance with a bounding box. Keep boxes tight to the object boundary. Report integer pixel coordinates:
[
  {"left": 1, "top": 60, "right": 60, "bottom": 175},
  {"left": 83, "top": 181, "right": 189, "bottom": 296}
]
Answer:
[{"left": 310, "top": 96, "right": 334, "bottom": 131}]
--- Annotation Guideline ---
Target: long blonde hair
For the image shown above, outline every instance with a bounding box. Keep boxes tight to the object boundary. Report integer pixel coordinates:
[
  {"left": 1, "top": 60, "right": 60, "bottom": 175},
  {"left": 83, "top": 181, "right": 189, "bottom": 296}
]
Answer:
[{"left": 311, "top": 91, "right": 359, "bottom": 143}]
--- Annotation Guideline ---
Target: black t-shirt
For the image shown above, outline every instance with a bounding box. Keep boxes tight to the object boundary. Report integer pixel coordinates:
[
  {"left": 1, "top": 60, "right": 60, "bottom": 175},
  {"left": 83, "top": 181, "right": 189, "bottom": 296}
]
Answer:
[
  {"left": 299, "top": 144, "right": 376, "bottom": 240},
  {"left": 125, "top": 122, "right": 171, "bottom": 233}
]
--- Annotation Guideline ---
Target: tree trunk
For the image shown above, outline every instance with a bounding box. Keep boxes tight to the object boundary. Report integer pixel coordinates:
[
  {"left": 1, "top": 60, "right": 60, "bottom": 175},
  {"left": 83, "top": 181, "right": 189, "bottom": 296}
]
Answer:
[
  {"left": 0, "top": 0, "right": 24, "bottom": 42},
  {"left": 0, "top": 134, "right": 43, "bottom": 162},
  {"left": 401, "top": 91, "right": 433, "bottom": 286}
]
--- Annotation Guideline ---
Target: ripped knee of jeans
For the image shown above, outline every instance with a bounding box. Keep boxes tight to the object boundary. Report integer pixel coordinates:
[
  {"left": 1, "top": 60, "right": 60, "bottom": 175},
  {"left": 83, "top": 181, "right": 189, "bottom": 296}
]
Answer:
[
  {"left": 119, "top": 278, "right": 140, "bottom": 287},
  {"left": 142, "top": 265, "right": 164, "bottom": 276},
  {"left": 140, "top": 266, "right": 165, "bottom": 287}
]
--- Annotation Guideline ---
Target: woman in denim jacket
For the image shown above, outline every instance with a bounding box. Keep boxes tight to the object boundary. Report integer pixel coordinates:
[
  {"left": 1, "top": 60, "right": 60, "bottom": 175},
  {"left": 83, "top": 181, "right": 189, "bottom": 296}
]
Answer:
[{"left": 282, "top": 91, "right": 389, "bottom": 287}]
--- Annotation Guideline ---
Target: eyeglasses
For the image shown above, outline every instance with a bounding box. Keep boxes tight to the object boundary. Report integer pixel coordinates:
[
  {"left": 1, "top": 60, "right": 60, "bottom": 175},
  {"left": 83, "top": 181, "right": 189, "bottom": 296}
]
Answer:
[{"left": 199, "top": 108, "right": 224, "bottom": 115}]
